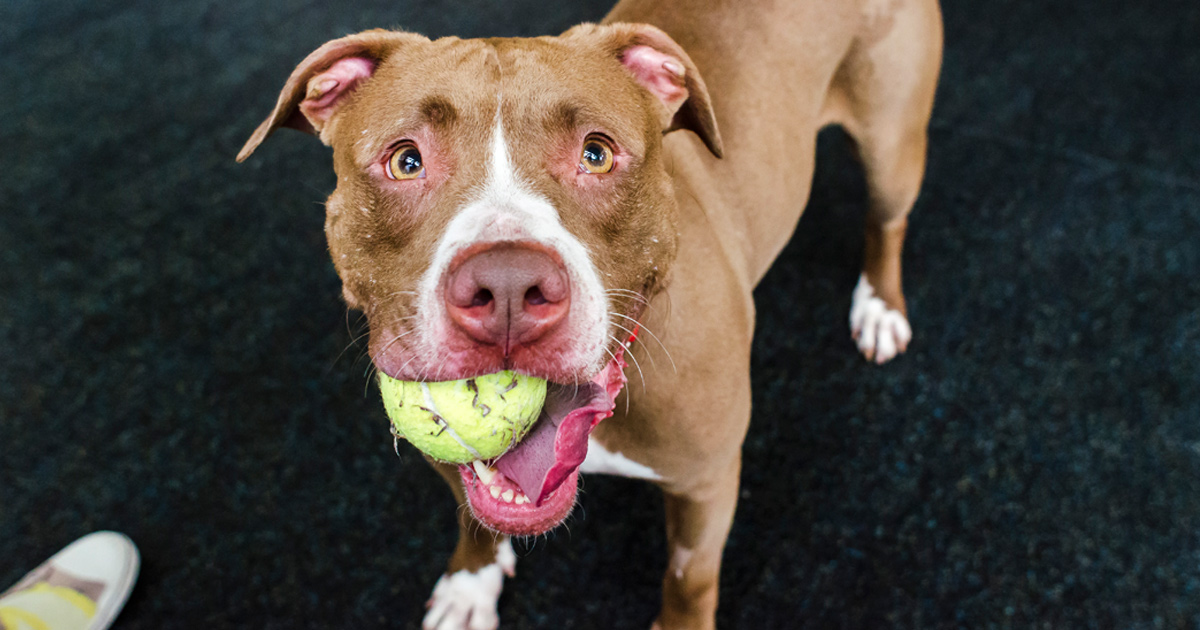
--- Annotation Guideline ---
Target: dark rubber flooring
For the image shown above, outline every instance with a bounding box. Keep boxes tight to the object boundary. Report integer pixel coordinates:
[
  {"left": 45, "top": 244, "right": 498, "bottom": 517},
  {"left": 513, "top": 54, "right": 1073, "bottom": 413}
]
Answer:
[{"left": 2, "top": 0, "right": 1198, "bottom": 628}]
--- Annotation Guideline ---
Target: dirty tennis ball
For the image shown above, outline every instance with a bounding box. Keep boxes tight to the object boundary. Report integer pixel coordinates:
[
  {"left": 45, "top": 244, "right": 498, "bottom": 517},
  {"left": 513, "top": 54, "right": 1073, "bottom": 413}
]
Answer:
[{"left": 379, "top": 370, "right": 547, "bottom": 463}]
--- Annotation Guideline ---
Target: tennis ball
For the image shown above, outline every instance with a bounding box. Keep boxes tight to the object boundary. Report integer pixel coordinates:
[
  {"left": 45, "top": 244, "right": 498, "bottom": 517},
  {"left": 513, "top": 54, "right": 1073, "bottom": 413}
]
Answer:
[{"left": 379, "top": 370, "right": 546, "bottom": 463}]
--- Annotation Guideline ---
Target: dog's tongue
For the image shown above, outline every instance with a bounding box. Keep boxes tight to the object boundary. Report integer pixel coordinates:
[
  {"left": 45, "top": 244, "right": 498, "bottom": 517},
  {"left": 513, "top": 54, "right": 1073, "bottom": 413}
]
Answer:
[{"left": 495, "top": 382, "right": 615, "bottom": 506}]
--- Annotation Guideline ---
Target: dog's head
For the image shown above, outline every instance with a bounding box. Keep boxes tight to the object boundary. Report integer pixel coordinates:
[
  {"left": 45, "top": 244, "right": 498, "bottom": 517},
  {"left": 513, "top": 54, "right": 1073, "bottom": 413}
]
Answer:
[{"left": 239, "top": 23, "right": 722, "bottom": 534}]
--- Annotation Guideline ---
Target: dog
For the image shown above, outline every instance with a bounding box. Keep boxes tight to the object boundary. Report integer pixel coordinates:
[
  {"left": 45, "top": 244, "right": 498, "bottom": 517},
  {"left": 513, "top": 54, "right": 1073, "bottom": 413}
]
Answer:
[{"left": 237, "top": 0, "right": 941, "bottom": 627}]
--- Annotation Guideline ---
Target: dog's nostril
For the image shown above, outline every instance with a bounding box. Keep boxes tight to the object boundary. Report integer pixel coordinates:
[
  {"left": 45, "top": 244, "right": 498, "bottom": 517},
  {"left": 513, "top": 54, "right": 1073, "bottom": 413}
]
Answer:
[
  {"left": 470, "top": 289, "right": 493, "bottom": 308},
  {"left": 444, "top": 245, "right": 570, "bottom": 348},
  {"left": 525, "top": 286, "right": 548, "bottom": 306}
]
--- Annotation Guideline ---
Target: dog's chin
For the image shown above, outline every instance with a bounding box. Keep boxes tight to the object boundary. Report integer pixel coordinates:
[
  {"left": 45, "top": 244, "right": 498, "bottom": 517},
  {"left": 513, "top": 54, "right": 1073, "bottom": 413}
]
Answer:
[
  {"left": 460, "top": 466, "right": 581, "bottom": 536},
  {"left": 452, "top": 349, "right": 630, "bottom": 536},
  {"left": 373, "top": 324, "right": 630, "bottom": 535}
]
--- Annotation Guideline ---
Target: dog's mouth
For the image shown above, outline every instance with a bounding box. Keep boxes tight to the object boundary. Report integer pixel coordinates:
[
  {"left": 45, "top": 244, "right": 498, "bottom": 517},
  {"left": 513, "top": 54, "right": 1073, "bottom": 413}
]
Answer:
[{"left": 455, "top": 346, "right": 629, "bottom": 536}]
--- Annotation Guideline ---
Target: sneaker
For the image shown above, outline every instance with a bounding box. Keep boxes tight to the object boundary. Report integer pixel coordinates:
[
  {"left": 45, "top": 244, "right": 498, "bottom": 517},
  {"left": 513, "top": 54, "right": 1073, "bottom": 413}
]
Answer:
[{"left": 0, "top": 531, "right": 139, "bottom": 630}]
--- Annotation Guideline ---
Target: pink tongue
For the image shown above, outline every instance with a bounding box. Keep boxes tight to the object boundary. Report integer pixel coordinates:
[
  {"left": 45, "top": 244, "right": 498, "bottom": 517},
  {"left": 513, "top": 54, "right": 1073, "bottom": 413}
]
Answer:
[{"left": 495, "top": 382, "right": 615, "bottom": 506}]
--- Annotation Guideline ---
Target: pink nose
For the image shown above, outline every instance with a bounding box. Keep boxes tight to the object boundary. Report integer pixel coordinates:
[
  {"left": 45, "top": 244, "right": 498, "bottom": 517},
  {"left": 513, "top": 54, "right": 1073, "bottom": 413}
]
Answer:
[{"left": 444, "top": 245, "right": 570, "bottom": 352}]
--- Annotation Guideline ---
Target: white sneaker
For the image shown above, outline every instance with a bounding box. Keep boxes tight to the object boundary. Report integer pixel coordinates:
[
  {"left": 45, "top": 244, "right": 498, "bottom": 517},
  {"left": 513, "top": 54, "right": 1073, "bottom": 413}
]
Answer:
[{"left": 0, "top": 531, "right": 140, "bottom": 630}]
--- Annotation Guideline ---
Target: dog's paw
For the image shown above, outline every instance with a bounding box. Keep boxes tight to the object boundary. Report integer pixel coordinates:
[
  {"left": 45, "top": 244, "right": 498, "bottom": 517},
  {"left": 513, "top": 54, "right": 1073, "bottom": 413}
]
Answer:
[
  {"left": 849, "top": 274, "right": 911, "bottom": 364},
  {"left": 423, "top": 539, "right": 515, "bottom": 630}
]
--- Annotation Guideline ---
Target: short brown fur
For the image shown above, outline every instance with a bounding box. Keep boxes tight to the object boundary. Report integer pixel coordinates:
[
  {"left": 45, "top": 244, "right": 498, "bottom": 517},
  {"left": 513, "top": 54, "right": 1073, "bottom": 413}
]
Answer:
[{"left": 239, "top": 0, "right": 941, "bottom": 627}]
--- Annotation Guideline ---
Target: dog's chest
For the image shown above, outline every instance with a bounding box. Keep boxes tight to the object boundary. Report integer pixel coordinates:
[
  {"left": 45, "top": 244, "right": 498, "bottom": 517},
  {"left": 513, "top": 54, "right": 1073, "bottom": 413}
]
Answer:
[{"left": 579, "top": 436, "right": 662, "bottom": 480}]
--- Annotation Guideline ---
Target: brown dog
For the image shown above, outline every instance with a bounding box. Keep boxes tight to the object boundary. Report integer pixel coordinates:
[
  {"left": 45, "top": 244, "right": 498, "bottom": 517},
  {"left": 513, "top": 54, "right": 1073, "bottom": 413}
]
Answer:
[{"left": 238, "top": 0, "right": 941, "bottom": 627}]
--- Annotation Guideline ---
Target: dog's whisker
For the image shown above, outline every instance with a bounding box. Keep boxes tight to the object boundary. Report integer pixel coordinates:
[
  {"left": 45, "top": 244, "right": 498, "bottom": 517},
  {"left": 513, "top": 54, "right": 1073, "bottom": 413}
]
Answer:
[
  {"left": 393, "top": 352, "right": 422, "bottom": 383},
  {"left": 347, "top": 326, "right": 372, "bottom": 343},
  {"left": 333, "top": 309, "right": 374, "bottom": 365},
  {"left": 455, "top": 501, "right": 474, "bottom": 529},
  {"left": 605, "top": 296, "right": 653, "bottom": 317},
  {"left": 608, "top": 333, "right": 646, "bottom": 401},
  {"left": 344, "top": 307, "right": 356, "bottom": 339},
  {"left": 608, "top": 320, "right": 634, "bottom": 338},
  {"left": 350, "top": 314, "right": 420, "bottom": 372},
  {"left": 377, "top": 327, "right": 416, "bottom": 358},
  {"left": 605, "top": 288, "right": 651, "bottom": 306},
  {"left": 329, "top": 327, "right": 373, "bottom": 375},
  {"left": 609, "top": 320, "right": 660, "bottom": 374},
  {"left": 604, "top": 292, "right": 652, "bottom": 309},
  {"left": 363, "top": 362, "right": 379, "bottom": 397},
  {"left": 341, "top": 327, "right": 373, "bottom": 351},
  {"left": 610, "top": 312, "right": 677, "bottom": 375},
  {"left": 623, "top": 344, "right": 648, "bottom": 397},
  {"left": 353, "top": 345, "right": 375, "bottom": 371},
  {"left": 604, "top": 295, "right": 648, "bottom": 311},
  {"left": 372, "top": 290, "right": 420, "bottom": 307},
  {"left": 361, "top": 326, "right": 421, "bottom": 393},
  {"left": 606, "top": 295, "right": 648, "bottom": 308}
]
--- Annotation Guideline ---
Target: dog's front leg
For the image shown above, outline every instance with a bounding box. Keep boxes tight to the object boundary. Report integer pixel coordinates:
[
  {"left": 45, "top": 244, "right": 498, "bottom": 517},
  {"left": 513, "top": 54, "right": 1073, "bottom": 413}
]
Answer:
[
  {"left": 423, "top": 461, "right": 515, "bottom": 630},
  {"left": 653, "top": 458, "right": 741, "bottom": 630}
]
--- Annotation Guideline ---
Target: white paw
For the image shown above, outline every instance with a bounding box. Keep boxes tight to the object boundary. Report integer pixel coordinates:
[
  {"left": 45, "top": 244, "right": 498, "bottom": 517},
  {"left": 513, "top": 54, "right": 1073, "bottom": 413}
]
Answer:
[
  {"left": 423, "top": 539, "right": 516, "bottom": 630},
  {"left": 849, "top": 274, "right": 911, "bottom": 364}
]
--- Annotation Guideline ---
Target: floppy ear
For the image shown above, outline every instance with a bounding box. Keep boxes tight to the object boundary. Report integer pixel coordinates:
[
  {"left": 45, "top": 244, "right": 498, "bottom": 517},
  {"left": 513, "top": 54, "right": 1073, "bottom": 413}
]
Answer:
[
  {"left": 236, "top": 30, "right": 425, "bottom": 162},
  {"left": 572, "top": 22, "right": 724, "bottom": 158}
]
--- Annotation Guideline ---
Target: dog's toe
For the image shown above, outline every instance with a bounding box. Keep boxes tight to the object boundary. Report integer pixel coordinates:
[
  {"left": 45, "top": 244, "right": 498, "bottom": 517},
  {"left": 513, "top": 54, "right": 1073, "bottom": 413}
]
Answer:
[
  {"left": 849, "top": 274, "right": 912, "bottom": 364},
  {"left": 422, "top": 563, "right": 505, "bottom": 630}
]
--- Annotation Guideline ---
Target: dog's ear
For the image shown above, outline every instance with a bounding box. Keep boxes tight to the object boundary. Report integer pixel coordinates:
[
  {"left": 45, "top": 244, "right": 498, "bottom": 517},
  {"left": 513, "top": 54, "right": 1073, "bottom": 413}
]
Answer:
[
  {"left": 574, "top": 23, "right": 724, "bottom": 159},
  {"left": 236, "top": 30, "right": 425, "bottom": 162}
]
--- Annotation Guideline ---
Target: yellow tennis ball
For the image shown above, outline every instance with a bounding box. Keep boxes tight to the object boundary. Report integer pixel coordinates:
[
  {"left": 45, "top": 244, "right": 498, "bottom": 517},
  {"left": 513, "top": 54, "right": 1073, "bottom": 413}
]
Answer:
[{"left": 379, "top": 370, "right": 546, "bottom": 463}]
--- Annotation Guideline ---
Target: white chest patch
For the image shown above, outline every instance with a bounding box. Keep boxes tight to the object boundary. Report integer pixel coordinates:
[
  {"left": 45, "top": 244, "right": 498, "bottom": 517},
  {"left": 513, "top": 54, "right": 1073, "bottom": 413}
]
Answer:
[{"left": 580, "top": 437, "right": 661, "bottom": 481}]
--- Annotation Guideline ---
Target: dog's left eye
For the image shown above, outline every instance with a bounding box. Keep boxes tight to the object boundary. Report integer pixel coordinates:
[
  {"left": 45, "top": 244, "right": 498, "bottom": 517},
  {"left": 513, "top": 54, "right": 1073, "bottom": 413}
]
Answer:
[
  {"left": 387, "top": 143, "right": 426, "bottom": 180},
  {"left": 579, "top": 136, "right": 615, "bottom": 174}
]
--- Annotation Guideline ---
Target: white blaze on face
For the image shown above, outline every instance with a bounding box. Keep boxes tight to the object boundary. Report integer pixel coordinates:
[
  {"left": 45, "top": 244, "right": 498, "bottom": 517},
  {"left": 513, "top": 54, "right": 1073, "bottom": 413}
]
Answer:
[{"left": 416, "top": 114, "right": 609, "bottom": 372}]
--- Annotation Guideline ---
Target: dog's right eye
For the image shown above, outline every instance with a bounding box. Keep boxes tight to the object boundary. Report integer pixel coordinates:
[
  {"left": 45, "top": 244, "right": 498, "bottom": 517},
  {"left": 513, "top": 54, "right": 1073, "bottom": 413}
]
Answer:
[
  {"left": 387, "top": 143, "right": 426, "bottom": 180},
  {"left": 579, "top": 136, "right": 615, "bottom": 174}
]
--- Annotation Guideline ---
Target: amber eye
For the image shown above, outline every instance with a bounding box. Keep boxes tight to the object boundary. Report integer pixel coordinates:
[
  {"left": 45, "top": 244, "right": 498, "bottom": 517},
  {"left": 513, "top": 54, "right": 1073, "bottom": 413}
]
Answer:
[
  {"left": 387, "top": 144, "right": 425, "bottom": 180},
  {"left": 579, "top": 136, "right": 615, "bottom": 174}
]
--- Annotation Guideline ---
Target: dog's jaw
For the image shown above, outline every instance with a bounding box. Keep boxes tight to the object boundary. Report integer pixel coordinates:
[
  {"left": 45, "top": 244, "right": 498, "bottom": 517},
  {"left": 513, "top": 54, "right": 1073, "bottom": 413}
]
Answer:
[{"left": 453, "top": 340, "right": 629, "bottom": 535}]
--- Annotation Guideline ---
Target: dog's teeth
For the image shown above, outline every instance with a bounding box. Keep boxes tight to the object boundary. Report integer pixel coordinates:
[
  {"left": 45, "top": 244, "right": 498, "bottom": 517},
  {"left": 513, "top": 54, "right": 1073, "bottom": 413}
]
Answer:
[
  {"left": 501, "top": 489, "right": 515, "bottom": 503},
  {"left": 472, "top": 460, "right": 498, "bottom": 486},
  {"left": 490, "top": 486, "right": 502, "bottom": 499},
  {"left": 515, "top": 494, "right": 529, "bottom": 505}
]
